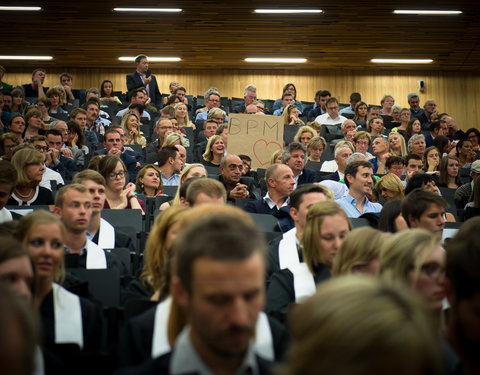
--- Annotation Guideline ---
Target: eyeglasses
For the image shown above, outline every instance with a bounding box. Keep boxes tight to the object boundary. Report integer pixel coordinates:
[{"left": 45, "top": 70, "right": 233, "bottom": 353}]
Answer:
[
  {"left": 108, "top": 171, "right": 126, "bottom": 179},
  {"left": 420, "top": 263, "right": 445, "bottom": 279},
  {"left": 356, "top": 141, "right": 370, "bottom": 146},
  {"left": 208, "top": 99, "right": 220, "bottom": 103},
  {"left": 34, "top": 145, "right": 48, "bottom": 152}
]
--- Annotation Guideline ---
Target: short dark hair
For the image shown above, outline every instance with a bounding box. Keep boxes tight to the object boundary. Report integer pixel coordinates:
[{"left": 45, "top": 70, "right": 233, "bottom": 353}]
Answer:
[
  {"left": 45, "top": 129, "right": 62, "bottom": 138},
  {"left": 174, "top": 212, "right": 264, "bottom": 292},
  {"left": 405, "top": 153, "right": 422, "bottom": 166},
  {"left": 405, "top": 173, "right": 436, "bottom": 195},
  {"left": 173, "top": 86, "right": 186, "bottom": 94},
  {"left": 282, "top": 92, "right": 294, "bottom": 100},
  {"left": 238, "top": 154, "right": 252, "bottom": 163},
  {"left": 134, "top": 54, "right": 148, "bottom": 63},
  {"left": 83, "top": 100, "right": 100, "bottom": 110},
  {"left": 316, "top": 90, "right": 331, "bottom": 98},
  {"left": 385, "top": 156, "right": 405, "bottom": 169},
  {"left": 445, "top": 217, "right": 480, "bottom": 300},
  {"left": 344, "top": 160, "right": 373, "bottom": 188},
  {"left": 350, "top": 92, "right": 361, "bottom": 102},
  {"left": 401, "top": 189, "right": 448, "bottom": 226},
  {"left": 289, "top": 183, "right": 329, "bottom": 210},
  {"left": 429, "top": 121, "right": 441, "bottom": 132},
  {"left": 0, "top": 160, "right": 17, "bottom": 188},
  {"left": 158, "top": 145, "right": 178, "bottom": 167}
]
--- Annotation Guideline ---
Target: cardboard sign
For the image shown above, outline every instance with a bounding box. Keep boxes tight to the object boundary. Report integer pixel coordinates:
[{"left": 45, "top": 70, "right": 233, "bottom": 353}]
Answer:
[{"left": 228, "top": 114, "right": 284, "bottom": 170}]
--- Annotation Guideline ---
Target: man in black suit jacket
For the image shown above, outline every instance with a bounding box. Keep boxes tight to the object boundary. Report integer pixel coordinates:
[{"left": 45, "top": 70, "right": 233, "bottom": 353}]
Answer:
[
  {"left": 232, "top": 84, "right": 257, "bottom": 113},
  {"left": 117, "top": 210, "right": 273, "bottom": 375},
  {"left": 244, "top": 164, "right": 295, "bottom": 214},
  {"left": 282, "top": 142, "right": 317, "bottom": 188},
  {"left": 217, "top": 154, "right": 260, "bottom": 203},
  {"left": 45, "top": 129, "right": 77, "bottom": 182},
  {"left": 126, "top": 55, "right": 162, "bottom": 107}
]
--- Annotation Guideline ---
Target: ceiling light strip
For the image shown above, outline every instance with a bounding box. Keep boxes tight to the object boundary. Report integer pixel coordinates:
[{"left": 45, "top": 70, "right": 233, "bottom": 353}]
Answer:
[
  {"left": 371, "top": 59, "right": 433, "bottom": 64},
  {"left": 245, "top": 58, "right": 307, "bottom": 63},
  {"left": 118, "top": 57, "right": 181, "bottom": 62},
  {"left": 394, "top": 10, "right": 462, "bottom": 15},
  {"left": 0, "top": 55, "right": 53, "bottom": 60},
  {"left": 0, "top": 6, "right": 41, "bottom": 11},
  {"left": 113, "top": 8, "right": 182, "bottom": 12},
  {"left": 254, "top": 9, "right": 322, "bottom": 14}
]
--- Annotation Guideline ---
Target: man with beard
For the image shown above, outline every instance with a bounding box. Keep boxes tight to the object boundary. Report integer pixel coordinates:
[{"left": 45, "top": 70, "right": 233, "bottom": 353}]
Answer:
[{"left": 445, "top": 217, "right": 480, "bottom": 375}]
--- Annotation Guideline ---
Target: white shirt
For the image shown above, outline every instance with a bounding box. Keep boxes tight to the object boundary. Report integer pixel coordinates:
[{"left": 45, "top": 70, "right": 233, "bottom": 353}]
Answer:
[
  {"left": 40, "top": 165, "right": 64, "bottom": 190},
  {"left": 314, "top": 113, "right": 348, "bottom": 125},
  {"left": 320, "top": 159, "right": 338, "bottom": 172}
]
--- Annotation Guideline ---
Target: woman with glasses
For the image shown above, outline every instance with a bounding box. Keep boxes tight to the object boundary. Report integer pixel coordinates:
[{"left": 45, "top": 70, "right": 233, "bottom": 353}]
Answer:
[
  {"left": 465, "top": 128, "right": 480, "bottom": 152},
  {"left": 8, "top": 148, "right": 53, "bottom": 206},
  {"left": 98, "top": 155, "right": 144, "bottom": 213},
  {"left": 392, "top": 108, "right": 411, "bottom": 141},
  {"left": 379, "top": 229, "right": 446, "bottom": 317}
]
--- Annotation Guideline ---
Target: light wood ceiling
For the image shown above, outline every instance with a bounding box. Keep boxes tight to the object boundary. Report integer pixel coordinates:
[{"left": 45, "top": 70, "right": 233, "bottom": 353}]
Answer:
[{"left": 3, "top": 0, "right": 480, "bottom": 71}]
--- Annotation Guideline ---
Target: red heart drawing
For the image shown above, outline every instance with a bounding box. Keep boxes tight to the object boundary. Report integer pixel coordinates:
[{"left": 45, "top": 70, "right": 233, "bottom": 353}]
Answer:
[{"left": 253, "top": 139, "right": 283, "bottom": 166}]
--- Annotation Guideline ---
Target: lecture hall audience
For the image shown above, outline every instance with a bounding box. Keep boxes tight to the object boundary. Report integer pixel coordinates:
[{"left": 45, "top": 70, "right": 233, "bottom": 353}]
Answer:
[{"left": 0, "top": 69, "right": 479, "bottom": 375}]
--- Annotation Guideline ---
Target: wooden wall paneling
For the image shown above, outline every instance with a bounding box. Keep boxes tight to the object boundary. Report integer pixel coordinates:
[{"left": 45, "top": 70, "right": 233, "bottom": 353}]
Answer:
[{"left": 3, "top": 68, "right": 479, "bottom": 130}]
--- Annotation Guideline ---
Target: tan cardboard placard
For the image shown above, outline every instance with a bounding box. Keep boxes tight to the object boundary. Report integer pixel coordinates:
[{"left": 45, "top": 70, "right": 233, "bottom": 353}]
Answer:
[{"left": 227, "top": 114, "right": 284, "bottom": 170}]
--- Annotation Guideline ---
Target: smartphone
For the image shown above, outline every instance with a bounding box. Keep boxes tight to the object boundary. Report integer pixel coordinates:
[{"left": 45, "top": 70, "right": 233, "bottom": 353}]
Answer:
[{"left": 145, "top": 69, "right": 152, "bottom": 78}]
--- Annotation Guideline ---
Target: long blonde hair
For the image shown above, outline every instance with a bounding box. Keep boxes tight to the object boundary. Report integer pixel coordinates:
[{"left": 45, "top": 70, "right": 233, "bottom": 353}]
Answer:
[
  {"left": 141, "top": 206, "right": 189, "bottom": 293},
  {"left": 174, "top": 102, "right": 191, "bottom": 127},
  {"left": 301, "top": 201, "right": 351, "bottom": 272}
]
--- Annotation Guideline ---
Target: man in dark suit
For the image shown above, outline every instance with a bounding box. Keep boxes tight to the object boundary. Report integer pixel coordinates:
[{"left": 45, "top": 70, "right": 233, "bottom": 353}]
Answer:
[
  {"left": 216, "top": 154, "right": 260, "bottom": 203},
  {"left": 126, "top": 55, "right": 162, "bottom": 107},
  {"left": 424, "top": 120, "right": 447, "bottom": 148},
  {"left": 45, "top": 129, "right": 77, "bottom": 181},
  {"left": 117, "top": 211, "right": 273, "bottom": 375},
  {"left": 232, "top": 84, "right": 257, "bottom": 113},
  {"left": 244, "top": 164, "right": 295, "bottom": 214},
  {"left": 282, "top": 142, "right": 316, "bottom": 188}
]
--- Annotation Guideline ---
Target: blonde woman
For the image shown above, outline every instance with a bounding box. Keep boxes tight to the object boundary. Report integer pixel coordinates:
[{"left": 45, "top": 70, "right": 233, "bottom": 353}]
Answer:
[
  {"left": 159, "top": 163, "right": 207, "bottom": 211},
  {"left": 332, "top": 227, "right": 389, "bottom": 276},
  {"left": 293, "top": 125, "right": 316, "bottom": 146},
  {"left": 15, "top": 210, "right": 104, "bottom": 353},
  {"left": 270, "top": 149, "right": 283, "bottom": 165},
  {"left": 380, "top": 229, "right": 446, "bottom": 314},
  {"left": 388, "top": 132, "right": 407, "bottom": 157},
  {"left": 279, "top": 275, "right": 443, "bottom": 375},
  {"left": 283, "top": 104, "right": 304, "bottom": 126},
  {"left": 207, "top": 107, "right": 226, "bottom": 124},
  {"left": 174, "top": 102, "right": 195, "bottom": 129},
  {"left": 266, "top": 201, "right": 351, "bottom": 321},
  {"left": 201, "top": 134, "right": 224, "bottom": 167},
  {"left": 379, "top": 94, "right": 395, "bottom": 116},
  {"left": 376, "top": 173, "right": 405, "bottom": 201},
  {"left": 121, "top": 110, "right": 146, "bottom": 148},
  {"left": 140, "top": 205, "right": 189, "bottom": 301},
  {"left": 307, "top": 136, "right": 327, "bottom": 162}
]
